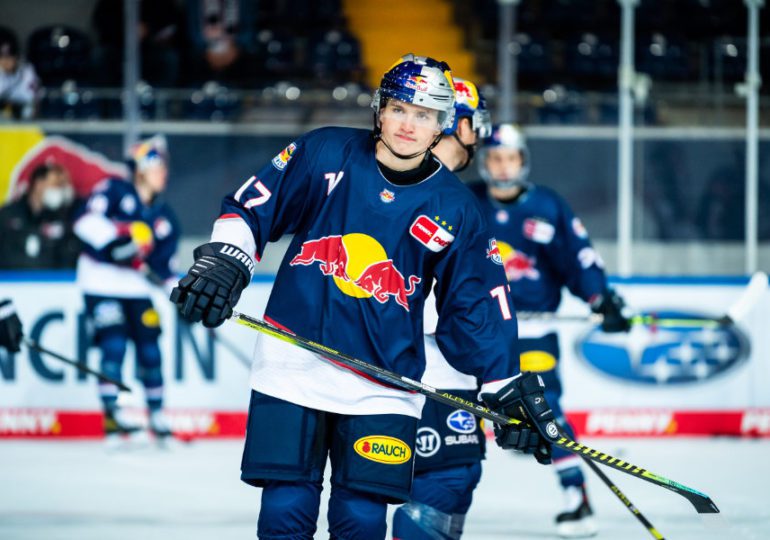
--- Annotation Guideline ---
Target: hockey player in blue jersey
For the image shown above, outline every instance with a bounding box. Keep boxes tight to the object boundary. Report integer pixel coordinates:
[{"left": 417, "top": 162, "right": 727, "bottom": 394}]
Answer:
[
  {"left": 392, "top": 77, "right": 493, "bottom": 540},
  {"left": 74, "top": 135, "right": 180, "bottom": 444},
  {"left": 475, "top": 124, "right": 631, "bottom": 538},
  {"left": 171, "top": 55, "right": 557, "bottom": 539}
]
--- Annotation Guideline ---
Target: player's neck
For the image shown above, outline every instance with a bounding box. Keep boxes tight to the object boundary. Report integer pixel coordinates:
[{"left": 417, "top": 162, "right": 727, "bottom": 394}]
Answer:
[
  {"left": 134, "top": 180, "right": 155, "bottom": 205},
  {"left": 375, "top": 141, "right": 426, "bottom": 171}
]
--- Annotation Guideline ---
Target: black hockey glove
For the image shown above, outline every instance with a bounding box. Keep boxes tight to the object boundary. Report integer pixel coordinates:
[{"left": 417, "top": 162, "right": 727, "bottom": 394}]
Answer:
[
  {"left": 170, "top": 242, "right": 254, "bottom": 328},
  {"left": 0, "top": 300, "right": 23, "bottom": 353},
  {"left": 591, "top": 289, "right": 631, "bottom": 333},
  {"left": 480, "top": 372, "right": 558, "bottom": 465}
]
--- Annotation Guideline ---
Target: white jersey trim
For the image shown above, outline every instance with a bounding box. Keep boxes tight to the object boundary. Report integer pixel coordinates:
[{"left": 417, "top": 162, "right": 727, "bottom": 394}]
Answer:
[
  {"left": 74, "top": 213, "right": 119, "bottom": 250},
  {"left": 211, "top": 216, "right": 258, "bottom": 261},
  {"left": 249, "top": 330, "right": 425, "bottom": 418},
  {"left": 422, "top": 335, "right": 477, "bottom": 390},
  {"left": 76, "top": 255, "right": 152, "bottom": 298}
]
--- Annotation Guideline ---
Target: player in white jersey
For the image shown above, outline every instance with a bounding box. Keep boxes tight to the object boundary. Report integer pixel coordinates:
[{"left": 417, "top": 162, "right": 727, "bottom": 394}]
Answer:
[{"left": 74, "top": 135, "right": 180, "bottom": 443}]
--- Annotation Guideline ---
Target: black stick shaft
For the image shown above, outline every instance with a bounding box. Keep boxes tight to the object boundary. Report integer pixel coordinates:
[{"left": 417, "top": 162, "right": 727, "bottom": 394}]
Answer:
[
  {"left": 24, "top": 339, "right": 132, "bottom": 393},
  {"left": 582, "top": 457, "right": 666, "bottom": 539},
  {"left": 230, "top": 310, "right": 718, "bottom": 515}
]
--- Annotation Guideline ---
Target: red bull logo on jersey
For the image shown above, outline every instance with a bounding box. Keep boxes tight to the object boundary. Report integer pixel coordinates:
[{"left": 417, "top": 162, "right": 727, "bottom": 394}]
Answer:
[
  {"left": 486, "top": 238, "right": 503, "bottom": 265},
  {"left": 354, "top": 435, "right": 412, "bottom": 465},
  {"left": 496, "top": 241, "right": 540, "bottom": 281},
  {"left": 271, "top": 142, "right": 297, "bottom": 171},
  {"left": 290, "top": 233, "right": 421, "bottom": 311}
]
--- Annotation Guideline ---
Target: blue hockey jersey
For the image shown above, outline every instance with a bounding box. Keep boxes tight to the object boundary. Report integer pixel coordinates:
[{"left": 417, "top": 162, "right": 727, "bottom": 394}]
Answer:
[
  {"left": 74, "top": 177, "right": 180, "bottom": 297},
  {"left": 211, "top": 127, "right": 519, "bottom": 417},
  {"left": 471, "top": 183, "right": 607, "bottom": 313}
]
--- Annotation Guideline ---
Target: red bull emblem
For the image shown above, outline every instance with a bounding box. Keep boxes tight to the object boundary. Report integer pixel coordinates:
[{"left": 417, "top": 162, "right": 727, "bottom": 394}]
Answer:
[
  {"left": 505, "top": 250, "right": 540, "bottom": 281},
  {"left": 9, "top": 136, "right": 128, "bottom": 200},
  {"left": 271, "top": 142, "right": 297, "bottom": 171},
  {"left": 406, "top": 75, "right": 429, "bottom": 92},
  {"left": 379, "top": 189, "right": 395, "bottom": 204},
  {"left": 454, "top": 79, "right": 480, "bottom": 109},
  {"left": 290, "top": 233, "right": 421, "bottom": 312},
  {"left": 486, "top": 238, "right": 503, "bottom": 265}
]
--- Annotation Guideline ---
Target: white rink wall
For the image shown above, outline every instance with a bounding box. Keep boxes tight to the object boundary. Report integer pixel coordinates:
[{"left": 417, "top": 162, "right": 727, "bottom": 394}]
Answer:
[{"left": 1, "top": 275, "right": 769, "bottom": 437}]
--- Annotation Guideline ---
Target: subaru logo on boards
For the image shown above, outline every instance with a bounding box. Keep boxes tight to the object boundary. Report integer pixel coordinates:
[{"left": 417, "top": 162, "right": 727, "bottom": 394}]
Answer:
[{"left": 576, "top": 310, "right": 749, "bottom": 385}]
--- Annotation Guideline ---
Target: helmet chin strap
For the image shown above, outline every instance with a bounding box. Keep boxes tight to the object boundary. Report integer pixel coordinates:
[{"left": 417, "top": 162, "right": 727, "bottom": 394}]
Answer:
[
  {"left": 373, "top": 118, "right": 443, "bottom": 162},
  {"left": 451, "top": 132, "right": 475, "bottom": 172}
]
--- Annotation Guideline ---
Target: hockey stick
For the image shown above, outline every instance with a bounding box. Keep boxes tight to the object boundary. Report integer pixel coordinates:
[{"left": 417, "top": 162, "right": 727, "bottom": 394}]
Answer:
[
  {"left": 229, "top": 310, "right": 719, "bottom": 515},
  {"left": 24, "top": 338, "right": 132, "bottom": 392},
  {"left": 518, "top": 271, "right": 769, "bottom": 328},
  {"left": 582, "top": 457, "right": 665, "bottom": 539}
]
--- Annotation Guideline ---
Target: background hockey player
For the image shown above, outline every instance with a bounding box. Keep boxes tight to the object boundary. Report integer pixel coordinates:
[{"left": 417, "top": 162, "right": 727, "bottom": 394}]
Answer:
[
  {"left": 474, "top": 124, "right": 631, "bottom": 538},
  {"left": 392, "top": 77, "right": 493, "bottom": 540},
  {"left": 74, "top": 135, "right": 180, "bottom": 444},
  {"left": 171, "top": 55, "right": 556, "bottom": 539}
]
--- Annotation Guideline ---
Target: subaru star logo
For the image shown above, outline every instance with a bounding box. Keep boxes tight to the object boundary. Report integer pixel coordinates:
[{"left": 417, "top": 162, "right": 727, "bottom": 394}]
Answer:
[
  {"left": 576, "top": 310, "right": 749, "bottom": 385},
  {"left": 447, "top": 410, "right": 477, "bottom": 434}
]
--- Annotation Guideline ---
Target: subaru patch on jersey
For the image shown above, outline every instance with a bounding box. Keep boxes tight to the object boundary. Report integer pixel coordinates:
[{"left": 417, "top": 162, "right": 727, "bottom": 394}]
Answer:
[
  {"left": 354, "top": 435, "right": 412, "bottom": 464},
  {"left": 446, "top": 410, "right": 477, "bottom": 434}
]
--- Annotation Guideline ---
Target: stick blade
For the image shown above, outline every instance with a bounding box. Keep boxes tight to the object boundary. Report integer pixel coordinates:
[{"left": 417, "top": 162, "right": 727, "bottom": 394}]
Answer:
[{"left": 726, "top": 271, "right": 768, "bottom": 323}]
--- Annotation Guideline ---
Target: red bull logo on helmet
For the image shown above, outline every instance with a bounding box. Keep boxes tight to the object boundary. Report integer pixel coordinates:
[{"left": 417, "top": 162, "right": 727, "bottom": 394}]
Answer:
[
  {"left": 454, "top": 79, "right": 480, "bottom": 109},
  {"left": 497, "top": 240, "right": 540, "bottom": 281},
  {"left": 406, "top": 75, "right": 430, "bottom": 92},
  {"left": 290, "top": 233, "right": 421, "bottom": 312}
]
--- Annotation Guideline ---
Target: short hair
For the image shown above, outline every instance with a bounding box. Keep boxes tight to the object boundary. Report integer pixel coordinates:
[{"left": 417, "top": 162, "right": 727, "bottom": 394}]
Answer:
[
  {"left": 28, "top": 164, "right": 53, "bottom": 188},
  {"left": 0, "top": 26, "right": 19, "bottom": 58}
]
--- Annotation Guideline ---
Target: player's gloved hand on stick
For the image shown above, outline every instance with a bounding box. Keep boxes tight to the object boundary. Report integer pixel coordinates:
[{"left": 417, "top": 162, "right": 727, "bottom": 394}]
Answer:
[
  {"left": 0, "top": 300, "right": 24, "bottom": 353},
  {"left": 170, "top": 242, "right": 254, "bottom": 328},
  {"left": 480, "top": 372, "right": 557, "bottom": 465},
  {"left": 107, "top": 221, "right": 155, "bottom": 267},
  {"left": 591, "top": 289, "right": 631, "bottom": 333}
]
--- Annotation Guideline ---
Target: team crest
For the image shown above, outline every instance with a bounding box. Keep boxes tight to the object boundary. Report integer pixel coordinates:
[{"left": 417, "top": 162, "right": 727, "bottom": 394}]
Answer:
[
  {"left": 271, "top": 142, "right": 297, "bottom": 171},
  {"left": 379, "top": 189, "right": 395, "bottom": 204},
  {"left": 486, "top": 238, "right": 503, "bottom": 265}
]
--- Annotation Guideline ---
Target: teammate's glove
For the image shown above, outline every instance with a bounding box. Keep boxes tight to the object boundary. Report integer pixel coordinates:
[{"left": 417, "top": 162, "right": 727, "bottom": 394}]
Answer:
[
  {"left": 170, "top": 242, "right": 254, "bottom": 328},
  {"left": 0, "top": 300, "right": 24, "bottom": 353},
  {"left": 590, "top": 289, "right": 631, "bottom": 333},
  {"left": 480, "top": 372, "right": 557, "bottom": 465},
  {"left": 107, "top": 221, "right": 155, "bottom": 267}
]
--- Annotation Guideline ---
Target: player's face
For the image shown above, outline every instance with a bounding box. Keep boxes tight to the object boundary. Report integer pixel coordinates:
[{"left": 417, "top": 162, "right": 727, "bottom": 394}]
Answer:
[
  {"left": 140, "top": 163, "right": 168, "bottom": 195},
  {"left": 485, "top": 147, "right": 523, "bottom": 181},
  {"left": 379, "top": 99, "right": 441, "bottom": 155}
]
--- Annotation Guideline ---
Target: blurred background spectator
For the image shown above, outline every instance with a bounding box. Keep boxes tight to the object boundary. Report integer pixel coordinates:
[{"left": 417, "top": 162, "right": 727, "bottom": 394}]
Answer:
[
  {"left": 185, "top": 0, "right": 257, "bottom": 87},
  {"left": 0, "top": 163, "right": 81, "bottom": 270},
  {"left": 91, "top": 0, "right": 184, "bottom": 87},
  {"left": 0, "top": 25, "right": 39, "bottom": 120}
]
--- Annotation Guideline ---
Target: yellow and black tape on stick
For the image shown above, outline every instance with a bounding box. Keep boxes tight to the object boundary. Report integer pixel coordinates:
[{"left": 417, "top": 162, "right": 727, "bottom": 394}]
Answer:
[{"left": 230, "top": 310, "right": 719, "bottom": 516}]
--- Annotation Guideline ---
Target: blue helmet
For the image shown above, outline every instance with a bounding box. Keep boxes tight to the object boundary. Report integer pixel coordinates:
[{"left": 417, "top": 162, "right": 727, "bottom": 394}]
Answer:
[
  {"left": 442, "top": 78, "right": 491, "bottom": 138},
  {"left": 372, "top": 53, "right": 456, "bottom": 132},
  {"left": 478, "top": 124, "right": 531, "bottom": 189}
]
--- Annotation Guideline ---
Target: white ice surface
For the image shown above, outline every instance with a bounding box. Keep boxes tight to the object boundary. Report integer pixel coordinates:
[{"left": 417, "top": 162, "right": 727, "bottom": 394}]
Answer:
[{"left": 0, "top": 437, "right": 768, "bottom": 539}]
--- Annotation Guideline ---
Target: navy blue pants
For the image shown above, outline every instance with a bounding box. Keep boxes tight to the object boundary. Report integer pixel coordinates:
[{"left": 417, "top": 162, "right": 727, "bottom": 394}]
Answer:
[
  {"left": 84, "top": 295, "right": 163, "bottom": 409},
  {"left": 241, "top": 390, "right": 418, "bottom": 539}
]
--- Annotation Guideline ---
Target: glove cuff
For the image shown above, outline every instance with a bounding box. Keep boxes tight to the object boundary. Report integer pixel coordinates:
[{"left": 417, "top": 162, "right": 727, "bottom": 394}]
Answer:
[{"left": 194, "top": 242, "right": 255, "bottom": 288}]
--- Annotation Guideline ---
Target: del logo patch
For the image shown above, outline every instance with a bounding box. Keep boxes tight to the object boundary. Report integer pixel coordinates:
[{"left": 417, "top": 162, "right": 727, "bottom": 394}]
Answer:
[
  {"left": 271, "top": 142, "right": 297, "bottom": 170},
  {"left": 353, "top": 435, "right": 412, "bottom": 465},
  {"left": 410, "top": 215, "right": 455, "bottom": 252},
  {"left": 523, "top": 217, "right": 555, "bottom": 244}
]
